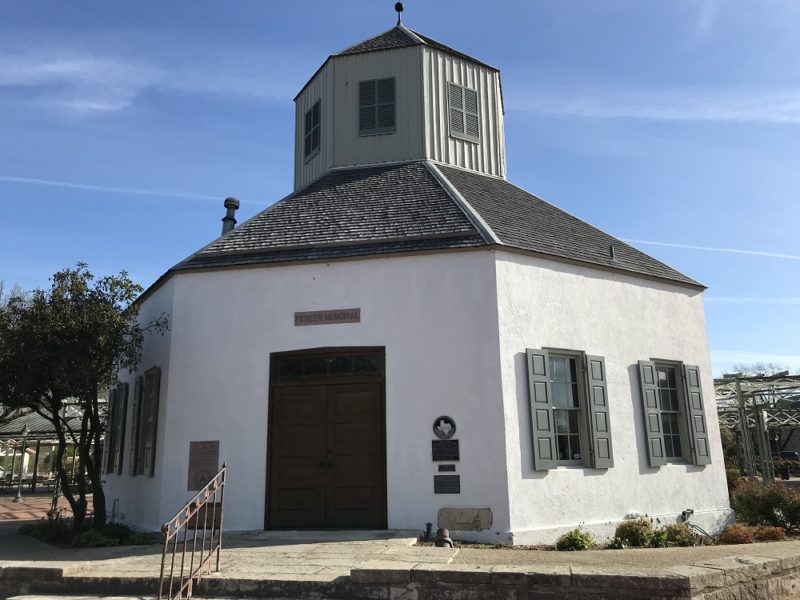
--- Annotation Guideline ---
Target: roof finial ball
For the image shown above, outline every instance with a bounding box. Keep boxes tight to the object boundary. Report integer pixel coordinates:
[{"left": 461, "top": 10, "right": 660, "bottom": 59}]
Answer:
[{"left": 395, "top": 2, "right": 404, "bottom": 25}]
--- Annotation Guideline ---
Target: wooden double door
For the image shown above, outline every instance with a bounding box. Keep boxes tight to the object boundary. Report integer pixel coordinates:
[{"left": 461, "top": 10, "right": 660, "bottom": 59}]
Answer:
[{"left": 267, "top": 381, "right": 386, "bottom": 529}]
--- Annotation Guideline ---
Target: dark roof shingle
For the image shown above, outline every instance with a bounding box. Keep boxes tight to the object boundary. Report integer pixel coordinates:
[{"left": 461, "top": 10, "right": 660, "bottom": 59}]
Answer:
[
  {"left": 335, "top": 26, "right": 496, "bottom": 70},
  {"left": 180, "top": 162, "right": 484, "bottom": 268},
  {"left": 177, "top": 160, "right": 699, "bottom": 288},
  {"left": 437, "top": 165, "right": 701, "bottom": 287}
]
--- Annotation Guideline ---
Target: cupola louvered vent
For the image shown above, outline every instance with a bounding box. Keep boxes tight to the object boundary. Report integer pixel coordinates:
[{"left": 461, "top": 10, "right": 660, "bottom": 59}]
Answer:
[
  {"left": 448, "top": 82, "right": 480, "bottom": 142},
  {"left": 359, "top": 77, "right": 396, "bottom": 135}
]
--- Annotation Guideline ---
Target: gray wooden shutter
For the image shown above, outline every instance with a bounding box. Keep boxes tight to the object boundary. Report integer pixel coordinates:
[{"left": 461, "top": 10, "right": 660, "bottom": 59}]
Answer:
[
  {"left": 448, "top": 83, "right": 464, "bottom": 134},
  {"left": 377, "top": 78, "right": 395, "bottom": 130},
  {"left": 683, "top": 364, "right": 711, "bottom": 465},
  {"left": 359, "top": 80, "right": 376, "bottom": 132},
  {"left": 585, "top": 355, "right": 613, "bottom": 468},
  {"left": 113, "top": 383, "right": 128, "bottom": 475},
  {"left": 129, "top": 376, "right": 143, "bottom": 475},
  {"left": 143, "top": 367, "right": 161, "bottom": 477},
  {"left": 103, "top": 387, "right": 117, "bottom": 474},
  {"left": 526, "top": 348, "right": 556, "bottom": 470},
  {"left": 464, "top": 88, "right": 480, "bottom": 138},
  {"left": 638, "top": 361, "right": 666, "bottom": 467}
]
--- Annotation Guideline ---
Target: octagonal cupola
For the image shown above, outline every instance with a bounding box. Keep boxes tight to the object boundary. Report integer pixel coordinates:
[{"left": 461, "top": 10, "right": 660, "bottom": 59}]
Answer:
[{"left": 293, "top": 7, "right": 506, "bottom": 190}]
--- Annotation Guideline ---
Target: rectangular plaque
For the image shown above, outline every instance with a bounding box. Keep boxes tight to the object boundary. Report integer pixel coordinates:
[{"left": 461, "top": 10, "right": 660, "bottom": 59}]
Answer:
[
  {"left": 187, "top": 440, "right": 219, "bottom": 491},
  {"left": 434, "top": 475, "right": 461, "bottom": 494},
  {"left": 432, "top": 439, "right": 460, "bottom": 462},
  {"left": 438, "top": 464, "right": 456, "bottom": 472},
  {"left": 294, "top": 308, "right": 361, "bottom": 327}
]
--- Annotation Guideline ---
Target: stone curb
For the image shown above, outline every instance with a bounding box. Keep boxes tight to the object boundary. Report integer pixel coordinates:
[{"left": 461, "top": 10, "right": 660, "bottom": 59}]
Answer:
[{"left": 1, "top": 553, "right": 800, "bottom": 599}]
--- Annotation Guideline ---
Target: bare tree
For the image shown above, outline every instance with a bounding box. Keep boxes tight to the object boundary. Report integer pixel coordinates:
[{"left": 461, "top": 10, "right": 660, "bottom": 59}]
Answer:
[{"left": 729, "top": 361, "right": 798, "bottom": 377}]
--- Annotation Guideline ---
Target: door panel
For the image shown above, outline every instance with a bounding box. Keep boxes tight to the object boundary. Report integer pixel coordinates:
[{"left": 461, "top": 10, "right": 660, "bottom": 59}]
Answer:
[
  {"left": 326, "top": 383, "right": 384, "bottom": 528},
  {"left": 268, "top": 386, "right": 326, "bottom": 528},
  {"left": 268, "top": 378, "right": 385, "bottom": 529}
]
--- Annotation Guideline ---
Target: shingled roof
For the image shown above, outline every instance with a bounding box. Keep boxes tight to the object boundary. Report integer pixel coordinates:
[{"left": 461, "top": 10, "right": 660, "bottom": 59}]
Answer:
[
  {"left": 176, "top": 161, "right": 700, "bottom": 288},
  {"left": 335, "top": 25, "right": 496, "bottom": 70}
]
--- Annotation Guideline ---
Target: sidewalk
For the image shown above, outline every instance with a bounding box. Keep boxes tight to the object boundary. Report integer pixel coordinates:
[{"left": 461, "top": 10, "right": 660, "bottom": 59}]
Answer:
[{"left": 1, "top": 515, "right": 800, "bottom": 598}]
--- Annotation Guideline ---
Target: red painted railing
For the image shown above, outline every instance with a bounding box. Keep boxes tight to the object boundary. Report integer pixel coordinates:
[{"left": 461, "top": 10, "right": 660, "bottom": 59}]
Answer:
[{"left": 158, "top": 465, "right": 226, "bottom": 600}]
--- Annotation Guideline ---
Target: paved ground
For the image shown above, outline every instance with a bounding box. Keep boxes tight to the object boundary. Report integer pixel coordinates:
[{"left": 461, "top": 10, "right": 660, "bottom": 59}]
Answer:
[
  {"left": 3, "top": 498, "right": 800, "bottom": 598},
  {"left": 0, "top": 494, "right": 89, "bottom": 523}
]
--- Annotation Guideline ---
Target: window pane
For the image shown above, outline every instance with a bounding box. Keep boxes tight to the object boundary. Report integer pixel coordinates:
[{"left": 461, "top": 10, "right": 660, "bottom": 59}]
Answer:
[
  {"left": 557, "top": 435, "right": 570, "bottom": 460},
  {"left": 555, "top": 409, "right": 569, "bottom": 433},
  {"left": 312, "top": 127, "right": 319, "bottom": 150},
  {"left": 303, "top": 357, "right": 327, "bottom": 376},
  {"left": 329, "top": 356, "right": 353, "bottom": 374},
  {"left": 279, "top": 358, "right": 303, "bottom": 378},
  {"left": 305, "top": 109, "right": 312, "bottom": 133},
  {"left": 354, "top": 355, "right": 382, "bottom": 373},
  {"left": 312, "top": 101, "right": 320, "bottom": 125}
]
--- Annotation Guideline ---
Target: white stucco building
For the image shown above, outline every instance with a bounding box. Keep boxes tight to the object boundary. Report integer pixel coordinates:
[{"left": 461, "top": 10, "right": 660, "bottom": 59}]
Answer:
[{"left": 103, "top": 15, "right": 732, "bottom": 544}]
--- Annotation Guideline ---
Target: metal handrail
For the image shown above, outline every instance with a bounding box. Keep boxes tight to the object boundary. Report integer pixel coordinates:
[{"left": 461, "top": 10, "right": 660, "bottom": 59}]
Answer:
[{"left": 158, "top": 464, "right": 226, "bottom": 600}]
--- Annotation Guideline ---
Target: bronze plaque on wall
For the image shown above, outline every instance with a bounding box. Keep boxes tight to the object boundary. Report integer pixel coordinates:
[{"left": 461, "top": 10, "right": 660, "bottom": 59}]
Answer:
[
  {"left": 432, "top": 440, "right": 460, "bottom": 461},
  {"left": 294, "top": 308, "right": 361, "bottom": 326},
  {"left": 187, "top": 440, "right": 219, "bottom": 491}
]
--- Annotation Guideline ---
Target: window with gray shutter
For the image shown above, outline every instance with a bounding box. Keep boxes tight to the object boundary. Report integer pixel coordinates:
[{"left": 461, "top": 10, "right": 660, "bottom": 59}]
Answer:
[
  {"left": 526, "top": 348, "right": 557, "bottom": 470},
  {"left": 527, "top": 349, "right": 615, "bottom": 470},
  {"left": 129, "top": 376, "right": 143, "bottom": 476},
  {"left": 638, "top": 360, "right": 711, "bottom": 467},
  {"left": 141, "top": 367, "right": 161, "bottom": 477},
  {"left": 304, "top": 100, "right": 321, "bottom": 159},
  {"left": 683, "top": 364, "right": 711, "bottom": 465},
  {"left": 113, "top": 383, "right": 128, "bottom": 475},
  {"left": 359, "top": 78, "right": 395, "bottom": 135},
  {"left": 104, "top": 387, "right": 117, "bottom": 474},
  {"left": 448, "top": 82, "right": 480, "bottom": 142},
  {"left": 585, "top": 355, "right": 614, "bottom": 468},
  {"left": 638, "top": 361, "right": 667, "bottom": 467}
]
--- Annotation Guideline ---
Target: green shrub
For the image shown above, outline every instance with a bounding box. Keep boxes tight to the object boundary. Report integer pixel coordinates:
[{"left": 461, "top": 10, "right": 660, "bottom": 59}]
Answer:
[
  {"left": 726, "top": 467, "right": 741, "bottom": 492},
  {"left": 662, "top": 523, "right": 700, "bottom": 547},
  {"left": 555, "top": 528, "right": 594, "bottom": 551},
  {"left": 754, "top": 526, "right": 787, "bottom": 542},
  {"left": 650, "top": 528, "right": 669, "bottom": 548},
  {"left": 607, "top": 536, "right": 627, "bottom": 549},
  {"left": 614, "top": 518, "right": 653, "bottom": 547},
  {"left": 18, "top": 518, "right": 154, "bottom": 548},
  {"left": 730, "top": 480, "right": 800, "bottom": 530},
  {"left": 18, "top": 517, "right": 73, "bottom": 545},
  {"left": 125, "top": 531, "right": 155, "bottom": 545},
  {"left": 72, "top": 529, "right": 119, "bottom": 548},
  {"left": 719, "top": 523, "right": 755, "bottom": 545}
]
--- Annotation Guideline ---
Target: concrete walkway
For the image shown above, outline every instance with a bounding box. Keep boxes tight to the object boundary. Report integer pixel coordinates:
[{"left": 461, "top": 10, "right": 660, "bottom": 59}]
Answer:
[{"left": 2, "top": 518, "right": 800, "bottom": 598}]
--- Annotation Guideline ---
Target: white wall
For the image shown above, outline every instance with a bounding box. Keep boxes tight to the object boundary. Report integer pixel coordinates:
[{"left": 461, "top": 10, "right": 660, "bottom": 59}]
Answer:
[
  {"left": 111, "top": 250, "right": 512, "bottom": 542},
  {"left": 494, "top": 251, "right": 732, "bottom": 544},
  {"left": 104, "top": 278, "right": 175, "bottom": 530}
]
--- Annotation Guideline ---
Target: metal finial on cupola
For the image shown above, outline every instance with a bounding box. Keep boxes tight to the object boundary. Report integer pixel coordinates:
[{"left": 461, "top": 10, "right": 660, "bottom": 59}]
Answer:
[{"left": 395, "top": 2, "right": 404, "bottom": 25}]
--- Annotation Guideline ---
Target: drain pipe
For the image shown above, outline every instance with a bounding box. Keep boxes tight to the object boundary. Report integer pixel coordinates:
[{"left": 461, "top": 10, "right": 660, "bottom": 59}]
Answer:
[{"left": 221, "top": 197, "right": 240, "bottom": 236}]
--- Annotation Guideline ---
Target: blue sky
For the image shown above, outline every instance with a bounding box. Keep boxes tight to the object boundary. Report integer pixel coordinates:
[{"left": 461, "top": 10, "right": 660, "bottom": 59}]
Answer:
[{"left": 0, "top": 1, "right": 798, "bottom": 376}]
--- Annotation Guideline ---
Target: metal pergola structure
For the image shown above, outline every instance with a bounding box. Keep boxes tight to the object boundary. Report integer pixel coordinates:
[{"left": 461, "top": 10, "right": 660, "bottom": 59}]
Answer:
[{"left": 715, "top": 373, "right": 800, "bottom": 482}]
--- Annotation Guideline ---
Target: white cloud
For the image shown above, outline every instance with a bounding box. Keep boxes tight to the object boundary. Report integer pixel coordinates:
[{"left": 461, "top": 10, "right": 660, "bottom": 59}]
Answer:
[
  {"left": 0, "top": 48, "right": 299, "bottom": 114},
  {"left": 623, "top": 239, "right": 800, "bottom": 261},
  {"left": 507, "top": 86, "right": 800, "bottom": 125},
  {"left": 0, "top": 174, "right": 260, "bottom": 205}
]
